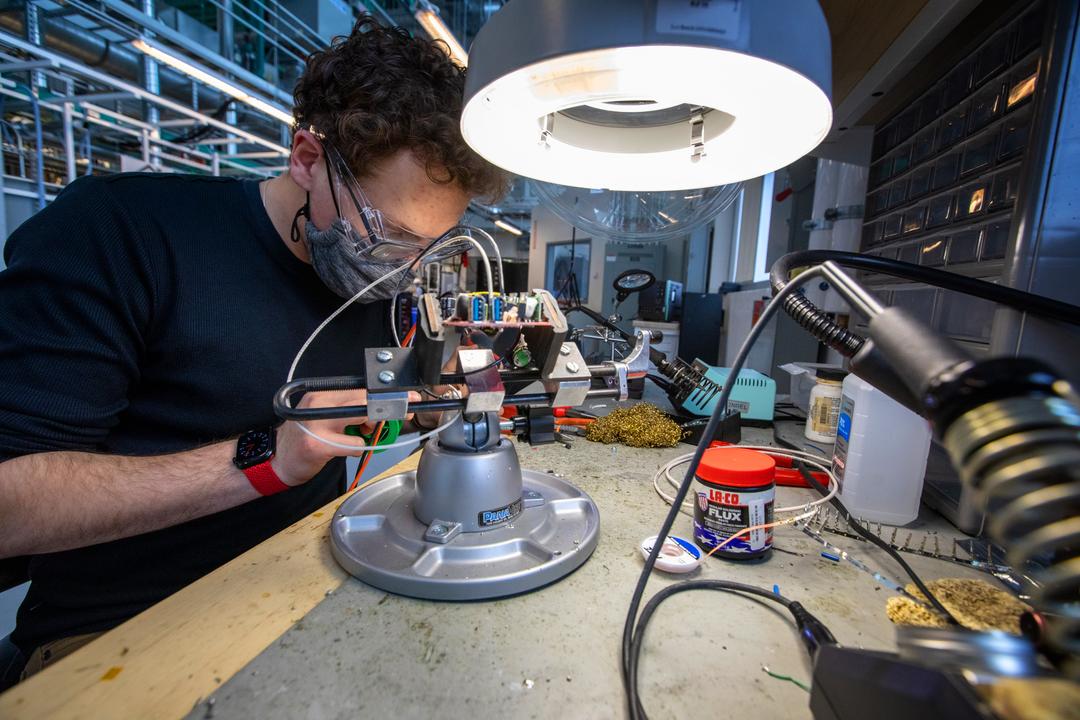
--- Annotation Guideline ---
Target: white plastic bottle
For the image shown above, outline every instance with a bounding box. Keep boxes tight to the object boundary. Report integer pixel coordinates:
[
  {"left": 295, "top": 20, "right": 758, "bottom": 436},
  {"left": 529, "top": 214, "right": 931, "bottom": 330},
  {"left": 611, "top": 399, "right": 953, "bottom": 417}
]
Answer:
[{"left": 831, "top": 374, "right": 933, "bottom": 525}]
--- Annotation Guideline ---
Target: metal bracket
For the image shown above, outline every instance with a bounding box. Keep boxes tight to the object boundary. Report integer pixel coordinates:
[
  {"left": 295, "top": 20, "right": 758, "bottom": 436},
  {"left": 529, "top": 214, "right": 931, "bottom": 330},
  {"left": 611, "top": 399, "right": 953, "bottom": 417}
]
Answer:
[
  {"left": 607, "top": 363, "right": 630, "bottom": 401},
  {"left": 364, "top": 346, "right": 420, "bottom": 421},
  {"left": 542, "top": 342, "right": 591, "bottom": 407},
  {"left": 607, "top": 329, "right": 652, "bottom": 378},
  {"left": 689, "top": 108, "right": 706, "bottom": 162},
  {"left": 539, "top": 112, "right": 554, "bottom": 149},
  {"left": 460, "top": 348, "right": 505, "bottom": 413},
  {"left": 424, "top": 520, "right": 462, "bottom": 544},
  {"left": 802, "top": 204, "right": 865, "bottom": 231},
  {"left": 367, "top": 391, "right": 410, "bottom": 422},
  {"left": 521, "top": 489, "right": 546, "bottom": 509},
  {"left": 364, "top": 347, "right": 422, "bottom": 390},
  {"left": 598, "top": 329, "right": 652, "bottom": 401}
]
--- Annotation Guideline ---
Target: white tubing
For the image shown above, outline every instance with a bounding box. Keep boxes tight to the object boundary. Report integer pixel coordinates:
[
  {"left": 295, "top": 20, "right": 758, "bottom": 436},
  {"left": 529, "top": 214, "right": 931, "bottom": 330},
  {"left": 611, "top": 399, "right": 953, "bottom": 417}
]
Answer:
[
  {"left": 287, "top": 260, "right": 414, "bottom": 382},
  {"left": 285, "top": 230, "right": 500, "bottom": 453},
  {"left": 653, "top": 446, "right": 838, "bottom": 516},
  {"left": 294, "top": 412, "right": 458, "bottom": 452}
]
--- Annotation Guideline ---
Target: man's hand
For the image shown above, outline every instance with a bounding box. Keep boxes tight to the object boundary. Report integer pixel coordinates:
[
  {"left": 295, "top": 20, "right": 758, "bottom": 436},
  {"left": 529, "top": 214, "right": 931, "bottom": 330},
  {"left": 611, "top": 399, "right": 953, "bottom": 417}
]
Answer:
[
  {"left": 0, "top": 389, "right": 421, "bottom": 558},
  {"left": 413, "top": 354, "right": 469, "bottom": 431},
  {"left": 272, "top": 389, "right": 421, "bottom": 486}
]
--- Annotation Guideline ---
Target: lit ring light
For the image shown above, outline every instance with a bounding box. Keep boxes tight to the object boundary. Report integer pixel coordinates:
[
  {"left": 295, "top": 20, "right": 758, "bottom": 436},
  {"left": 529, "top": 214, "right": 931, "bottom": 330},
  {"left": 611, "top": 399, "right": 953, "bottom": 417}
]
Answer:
[{"left": 461, "top": 45, "right": 832, "bottom": 192}]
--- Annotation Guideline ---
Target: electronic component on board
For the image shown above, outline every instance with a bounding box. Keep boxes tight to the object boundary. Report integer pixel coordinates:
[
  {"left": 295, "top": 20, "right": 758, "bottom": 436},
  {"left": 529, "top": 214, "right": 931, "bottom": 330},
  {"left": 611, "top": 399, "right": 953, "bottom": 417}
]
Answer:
[{"left": 449, "top": 292, "right": 548, "bottom": 325}]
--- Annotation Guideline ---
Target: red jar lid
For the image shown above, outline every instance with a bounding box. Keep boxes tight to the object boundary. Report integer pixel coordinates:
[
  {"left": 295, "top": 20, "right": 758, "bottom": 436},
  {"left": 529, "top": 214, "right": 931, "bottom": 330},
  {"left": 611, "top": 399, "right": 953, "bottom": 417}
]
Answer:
[{"left": 696, "top": 447, "right": 776, "bottom": 487}]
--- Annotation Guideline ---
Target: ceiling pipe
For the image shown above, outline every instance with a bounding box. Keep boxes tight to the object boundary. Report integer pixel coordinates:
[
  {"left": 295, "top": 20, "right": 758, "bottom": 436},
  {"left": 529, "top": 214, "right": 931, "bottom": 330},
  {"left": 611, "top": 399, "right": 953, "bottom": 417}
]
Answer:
[{"left": 0, "top": 9, "right": 231, "bottom": 113}]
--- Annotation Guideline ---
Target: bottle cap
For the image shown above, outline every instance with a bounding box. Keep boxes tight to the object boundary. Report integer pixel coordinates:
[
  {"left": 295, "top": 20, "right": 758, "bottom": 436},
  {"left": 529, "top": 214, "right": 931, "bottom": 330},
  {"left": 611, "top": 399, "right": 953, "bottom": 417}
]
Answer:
[
  {"left": 640, "top": 535, "right": 701, "bottom": 573},
  {"left": 696, "top": 447, "right": 775, "bottom": 487},
  {"left": 816, "top": 368, "right": 848, "bottom": 382}
]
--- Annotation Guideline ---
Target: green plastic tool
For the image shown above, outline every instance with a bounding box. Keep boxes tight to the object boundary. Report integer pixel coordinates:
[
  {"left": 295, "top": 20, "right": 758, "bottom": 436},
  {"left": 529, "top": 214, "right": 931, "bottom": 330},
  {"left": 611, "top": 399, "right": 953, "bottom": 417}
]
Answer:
[{"left": 344, "top": 419, "right": 402, "bottom": 453}]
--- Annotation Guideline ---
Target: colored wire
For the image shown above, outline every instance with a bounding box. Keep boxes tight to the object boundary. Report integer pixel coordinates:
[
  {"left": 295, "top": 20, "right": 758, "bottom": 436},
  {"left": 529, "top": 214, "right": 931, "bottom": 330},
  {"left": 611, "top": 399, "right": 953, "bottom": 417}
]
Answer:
[
  {"left": 348, "top": 450, "right": 375, "bottom": 492},
  {"left": 627, "top": 581, "right": 815, "bottom": 717},
  {"left": 761, "top": 665, "right": 811, "bottom": 693},
  {"left": 652, "top": 445, "right": 837, "bottom": 516},
  {"left": 389, "top": 296, "right": 400, "bottom": 348},
  {"left": 288, "top": 230, "right": 497, "bottom": 381},
  {"left": 349, "top": 461, "right": 394, "bottom": 494},
  {"left": 348, "top": 420, "right": 385, "bottom": 492},
  {"left": 443, "top": 233, "right": 494, "bottom": 297},
  {"left": 295, "top": 412, "right": 457, "bottom": 453},
  {"left": 700, "top": 510, "right": 818, "bottom": 559},
  {"left": 651, "top": 448, "right": 959, "bottom": 625},
  {"left": 349, "top": 451, "right": 371, "bottom": 492},
  {"left": 402, "top": 324, "right": 416, "bottom": 347}
]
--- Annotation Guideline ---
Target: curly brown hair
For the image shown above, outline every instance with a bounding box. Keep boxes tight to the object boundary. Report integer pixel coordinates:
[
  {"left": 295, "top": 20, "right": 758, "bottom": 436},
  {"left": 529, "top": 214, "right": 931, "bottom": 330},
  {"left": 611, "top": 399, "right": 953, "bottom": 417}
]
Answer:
[{"left": 292, "top": 15, "right": 508, "bottom": 201}]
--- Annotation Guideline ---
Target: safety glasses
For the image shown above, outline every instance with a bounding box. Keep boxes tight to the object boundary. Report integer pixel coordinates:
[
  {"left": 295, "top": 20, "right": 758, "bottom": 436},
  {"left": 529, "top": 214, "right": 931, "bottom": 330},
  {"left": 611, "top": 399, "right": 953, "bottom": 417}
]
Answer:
[
  {"left": 324, "top": 147, "right": 442, "bottom": 264},
  {"left": 318, "top": 139, "right": 494, "bottom": 268}
]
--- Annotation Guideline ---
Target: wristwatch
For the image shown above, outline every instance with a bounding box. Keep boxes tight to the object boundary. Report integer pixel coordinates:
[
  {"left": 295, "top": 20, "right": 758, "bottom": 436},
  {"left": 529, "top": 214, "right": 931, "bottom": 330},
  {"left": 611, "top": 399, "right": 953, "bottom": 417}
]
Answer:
[{"left": 234, "top": 428, "right": 290, "bottom": 496}]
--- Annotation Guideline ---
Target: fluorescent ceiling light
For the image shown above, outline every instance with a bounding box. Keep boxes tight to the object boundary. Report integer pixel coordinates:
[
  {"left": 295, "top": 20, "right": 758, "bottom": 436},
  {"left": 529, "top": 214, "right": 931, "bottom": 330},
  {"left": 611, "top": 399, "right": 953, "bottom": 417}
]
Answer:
[
  {"left": 414, "top": 1, "right": 468, "bottom": 67},
  {"left": 494, "top": 218, "right": 524, "bottom": 236},
  {"left": 131, "top": 38, "right": 294, "bottom": 126},
  {"left": 461, "top": 0, "right": 832, "bottom": 191}
]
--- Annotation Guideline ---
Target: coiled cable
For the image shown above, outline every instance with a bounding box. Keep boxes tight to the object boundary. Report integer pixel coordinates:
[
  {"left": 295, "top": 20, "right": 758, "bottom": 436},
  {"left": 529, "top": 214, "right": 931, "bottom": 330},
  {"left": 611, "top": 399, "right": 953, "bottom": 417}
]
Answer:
[
  {"left": 769, "top": 250, "right": 1080, "bottom": 358},
  {"left": 943, "top": 393, "right": 1080, "bottom": 672}
]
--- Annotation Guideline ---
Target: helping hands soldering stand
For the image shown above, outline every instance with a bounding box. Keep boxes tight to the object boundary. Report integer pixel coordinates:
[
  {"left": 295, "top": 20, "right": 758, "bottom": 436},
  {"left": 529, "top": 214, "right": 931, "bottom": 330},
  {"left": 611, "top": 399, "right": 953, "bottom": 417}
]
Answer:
[{"left": 275, "top": 290, "right": 652, "bottom": 600}]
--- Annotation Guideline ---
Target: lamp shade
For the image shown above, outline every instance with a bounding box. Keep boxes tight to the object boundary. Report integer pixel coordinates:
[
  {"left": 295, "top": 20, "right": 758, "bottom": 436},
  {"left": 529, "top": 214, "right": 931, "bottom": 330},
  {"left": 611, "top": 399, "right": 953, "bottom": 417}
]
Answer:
[
  {"left": 461, "top": 0, "right": 832, "bottom": 192},
  {"left": 531, "top": 181, "right": 742, "bottom": 243}
]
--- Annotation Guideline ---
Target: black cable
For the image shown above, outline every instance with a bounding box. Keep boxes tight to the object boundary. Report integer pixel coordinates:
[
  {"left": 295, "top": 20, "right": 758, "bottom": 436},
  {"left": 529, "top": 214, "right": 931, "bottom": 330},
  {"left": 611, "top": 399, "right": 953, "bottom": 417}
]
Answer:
[
  {"left": 564, "top": 304, "right": 668, "bottom": 369},
  {"left": 565, "top": 304, "right": 631, "bottom": 341},
  {"left": 116, "top": 100, "right": 231, "bottom": 152},
  {"left": 793, "top": 461, "right": 961, "bottom": 626},
  {"left": 645, "top": 373, "right": 673, "bottom": 392},
  {"left": 628, "top": 581, "right": 790, "bottom": 714},
  {"left": 774, "top": 250, "right": 1080, "bottom": 325},
  {"left": 621, "top": 272, "right": 824, "bottom": 720},
  {"left": 768, "top": 250, "right": 1080, "bottom": 359},
  {"left": 458, "top": 355, "right": 502, "bottom": 377},
  {"left": 628, "top": 580, "right": 837, "bottom": 717}
]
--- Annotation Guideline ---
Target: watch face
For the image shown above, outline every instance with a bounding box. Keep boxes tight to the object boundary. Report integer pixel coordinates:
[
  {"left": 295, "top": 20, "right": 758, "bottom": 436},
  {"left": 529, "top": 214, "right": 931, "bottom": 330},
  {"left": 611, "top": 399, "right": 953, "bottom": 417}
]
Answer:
[{"left": 235, "top": 429, "right": 274, "bottom": 469}]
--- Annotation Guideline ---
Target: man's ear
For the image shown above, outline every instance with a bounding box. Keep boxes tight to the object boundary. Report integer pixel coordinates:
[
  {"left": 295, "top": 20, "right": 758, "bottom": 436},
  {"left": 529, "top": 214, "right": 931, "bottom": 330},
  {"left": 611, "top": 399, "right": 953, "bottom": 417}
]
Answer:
[{"left": 289, "top": 130, "right": 324, "bottom": 192}]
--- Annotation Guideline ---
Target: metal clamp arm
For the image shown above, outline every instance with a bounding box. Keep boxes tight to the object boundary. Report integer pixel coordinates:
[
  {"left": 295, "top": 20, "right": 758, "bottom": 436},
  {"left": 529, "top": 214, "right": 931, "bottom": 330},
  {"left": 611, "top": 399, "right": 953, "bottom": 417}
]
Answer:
[{"left": 601, "top": 328, "right": 652, "bottom": 401}]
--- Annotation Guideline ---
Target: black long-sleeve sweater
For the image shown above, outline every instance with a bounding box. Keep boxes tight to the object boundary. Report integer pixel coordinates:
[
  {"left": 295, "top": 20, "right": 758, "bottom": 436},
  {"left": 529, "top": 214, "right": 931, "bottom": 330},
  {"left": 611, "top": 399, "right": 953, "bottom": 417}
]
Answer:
[{"left": 0, "top": 173, "right": 389, "bottom": 654}]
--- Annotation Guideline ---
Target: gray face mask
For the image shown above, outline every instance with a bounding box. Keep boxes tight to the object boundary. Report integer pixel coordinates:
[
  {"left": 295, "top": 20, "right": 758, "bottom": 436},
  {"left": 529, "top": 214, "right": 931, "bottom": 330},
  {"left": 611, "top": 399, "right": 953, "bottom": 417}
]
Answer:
[{"left": 304, "top": 217, "right": 416, "bottom": 301}]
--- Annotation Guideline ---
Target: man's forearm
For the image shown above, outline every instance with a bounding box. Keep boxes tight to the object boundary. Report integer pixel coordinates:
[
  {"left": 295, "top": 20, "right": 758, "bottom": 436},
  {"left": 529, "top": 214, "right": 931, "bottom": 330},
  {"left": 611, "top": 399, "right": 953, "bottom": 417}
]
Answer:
[{"left": 0, "top": 441, "right": 259, "bottom": 558}]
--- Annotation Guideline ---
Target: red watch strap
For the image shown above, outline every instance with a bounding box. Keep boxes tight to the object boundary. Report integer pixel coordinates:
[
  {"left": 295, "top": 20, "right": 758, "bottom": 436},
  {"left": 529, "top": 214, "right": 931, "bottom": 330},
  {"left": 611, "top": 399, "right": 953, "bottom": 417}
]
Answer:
[{"left": 243, "top": 461, "right": 290, "bottom": 496}]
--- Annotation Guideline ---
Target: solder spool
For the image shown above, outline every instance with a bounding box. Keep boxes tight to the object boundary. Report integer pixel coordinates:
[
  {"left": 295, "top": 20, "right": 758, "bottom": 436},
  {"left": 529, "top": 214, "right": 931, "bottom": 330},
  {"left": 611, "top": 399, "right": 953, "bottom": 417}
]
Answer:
[{"left": 692, "top": 448, "right": 776, "bottom": 560}]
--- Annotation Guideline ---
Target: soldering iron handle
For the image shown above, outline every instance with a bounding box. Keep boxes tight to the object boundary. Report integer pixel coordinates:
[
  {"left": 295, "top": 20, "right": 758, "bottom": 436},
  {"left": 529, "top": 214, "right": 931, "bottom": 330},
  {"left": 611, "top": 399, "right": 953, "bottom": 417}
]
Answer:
[{"left": 788, "top": 602, "right": 838, "bottom": 661}]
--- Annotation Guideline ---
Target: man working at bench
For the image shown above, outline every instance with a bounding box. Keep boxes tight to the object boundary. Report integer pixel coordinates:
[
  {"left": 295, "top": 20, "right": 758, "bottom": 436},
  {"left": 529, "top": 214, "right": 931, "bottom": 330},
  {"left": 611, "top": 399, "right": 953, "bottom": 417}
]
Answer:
[{"left": 0, "top": 16, "right": 506, "bottom": 685}]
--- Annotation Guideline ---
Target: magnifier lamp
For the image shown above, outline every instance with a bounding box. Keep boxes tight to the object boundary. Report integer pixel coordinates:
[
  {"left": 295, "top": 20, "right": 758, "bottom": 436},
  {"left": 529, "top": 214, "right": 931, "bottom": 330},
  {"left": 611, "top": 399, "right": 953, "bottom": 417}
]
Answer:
[
  {"left": 461, "top": 0, "right": 833, "bottom": 191},
  {"left": 614, "top": 270, "right": 656, "bottom": 305}
]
